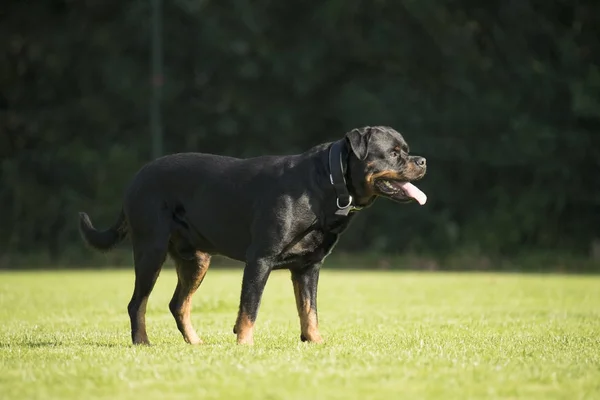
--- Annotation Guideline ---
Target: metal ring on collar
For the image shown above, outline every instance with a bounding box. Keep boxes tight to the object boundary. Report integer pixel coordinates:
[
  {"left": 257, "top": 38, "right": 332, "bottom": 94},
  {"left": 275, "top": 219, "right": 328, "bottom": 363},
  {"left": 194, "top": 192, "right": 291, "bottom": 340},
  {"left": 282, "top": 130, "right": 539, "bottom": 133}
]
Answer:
[{"left": 336, "top": 195, "right": 353, "bottom": 209}]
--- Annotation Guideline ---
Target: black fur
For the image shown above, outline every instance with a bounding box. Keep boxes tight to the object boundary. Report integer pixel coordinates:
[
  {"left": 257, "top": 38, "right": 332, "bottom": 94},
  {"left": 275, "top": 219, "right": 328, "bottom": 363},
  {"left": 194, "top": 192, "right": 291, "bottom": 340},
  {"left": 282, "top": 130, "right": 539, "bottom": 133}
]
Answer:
[{"left": 79, "top": 126, "right": 427, "bottom": 345}]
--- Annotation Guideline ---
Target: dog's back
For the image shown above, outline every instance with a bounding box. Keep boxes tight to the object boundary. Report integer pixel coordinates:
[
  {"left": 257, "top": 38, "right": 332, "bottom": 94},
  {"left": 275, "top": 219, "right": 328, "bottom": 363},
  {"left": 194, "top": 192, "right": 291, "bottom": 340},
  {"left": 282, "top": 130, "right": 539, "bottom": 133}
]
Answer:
[{"left": 122, "top": 151, "right": 322, "bottom": 261}]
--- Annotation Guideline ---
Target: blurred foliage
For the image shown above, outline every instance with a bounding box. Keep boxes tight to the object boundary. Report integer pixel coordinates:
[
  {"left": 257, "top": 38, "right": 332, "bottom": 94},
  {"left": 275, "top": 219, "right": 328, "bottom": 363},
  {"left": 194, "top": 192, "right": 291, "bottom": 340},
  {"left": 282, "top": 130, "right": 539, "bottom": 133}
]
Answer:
[{"left": 1, "top": 0, "right": 599, "bottom": 265}]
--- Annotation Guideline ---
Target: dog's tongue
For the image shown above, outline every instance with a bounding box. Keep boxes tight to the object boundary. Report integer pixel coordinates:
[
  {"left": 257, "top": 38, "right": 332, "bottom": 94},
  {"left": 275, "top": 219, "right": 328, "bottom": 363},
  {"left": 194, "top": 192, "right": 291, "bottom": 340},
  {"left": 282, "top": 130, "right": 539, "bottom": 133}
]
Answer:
[{"left": 401, "top": 182, "right": 427, "bottom": 205}]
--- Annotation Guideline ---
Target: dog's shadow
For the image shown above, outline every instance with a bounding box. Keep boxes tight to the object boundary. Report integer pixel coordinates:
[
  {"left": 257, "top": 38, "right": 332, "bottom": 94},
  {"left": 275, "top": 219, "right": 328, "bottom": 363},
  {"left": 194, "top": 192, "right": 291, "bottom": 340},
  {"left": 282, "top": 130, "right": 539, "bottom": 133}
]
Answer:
[{"left": 0, "top": 339, "right": 127, "bottom": 348}]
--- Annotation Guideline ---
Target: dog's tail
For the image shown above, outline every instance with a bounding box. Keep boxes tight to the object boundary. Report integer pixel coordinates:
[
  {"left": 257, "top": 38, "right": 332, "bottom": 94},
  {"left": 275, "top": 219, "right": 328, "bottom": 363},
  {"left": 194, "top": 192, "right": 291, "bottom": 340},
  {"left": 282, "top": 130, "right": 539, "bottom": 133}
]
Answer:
[{"left": 78, "top": 210, "right": 128, "bottom": 251}]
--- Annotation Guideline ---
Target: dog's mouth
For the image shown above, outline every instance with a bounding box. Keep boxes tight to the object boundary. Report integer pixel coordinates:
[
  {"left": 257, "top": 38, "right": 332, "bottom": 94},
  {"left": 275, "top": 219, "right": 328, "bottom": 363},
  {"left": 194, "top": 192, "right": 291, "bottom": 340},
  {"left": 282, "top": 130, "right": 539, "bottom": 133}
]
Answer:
[{"left": 374, "top": 179, "right": 427, "bottom": 205}]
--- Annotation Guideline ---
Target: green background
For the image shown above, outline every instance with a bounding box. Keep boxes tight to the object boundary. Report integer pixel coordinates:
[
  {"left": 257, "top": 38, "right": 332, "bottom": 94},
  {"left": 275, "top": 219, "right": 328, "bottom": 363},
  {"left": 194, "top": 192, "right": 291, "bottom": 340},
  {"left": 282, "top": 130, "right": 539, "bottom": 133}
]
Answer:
[{"left": 1, "top": 1, "right": 599, "bottom": 270}]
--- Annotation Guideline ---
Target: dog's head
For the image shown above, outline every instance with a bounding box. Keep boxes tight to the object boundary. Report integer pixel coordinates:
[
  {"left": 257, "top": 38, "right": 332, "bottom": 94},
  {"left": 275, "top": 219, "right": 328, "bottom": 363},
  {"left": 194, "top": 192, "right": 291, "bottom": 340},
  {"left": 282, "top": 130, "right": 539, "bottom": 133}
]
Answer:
[{"left": 346, "top": 126, "right": 427, "bottom": 205}]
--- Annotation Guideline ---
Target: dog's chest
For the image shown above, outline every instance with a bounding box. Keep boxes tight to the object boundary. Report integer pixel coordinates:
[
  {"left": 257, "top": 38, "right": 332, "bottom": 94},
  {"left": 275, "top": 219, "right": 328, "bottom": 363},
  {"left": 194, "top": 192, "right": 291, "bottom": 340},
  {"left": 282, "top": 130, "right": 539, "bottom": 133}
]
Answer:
[{"left": 278, "top": 229, "right": 338, "bottom": 268}]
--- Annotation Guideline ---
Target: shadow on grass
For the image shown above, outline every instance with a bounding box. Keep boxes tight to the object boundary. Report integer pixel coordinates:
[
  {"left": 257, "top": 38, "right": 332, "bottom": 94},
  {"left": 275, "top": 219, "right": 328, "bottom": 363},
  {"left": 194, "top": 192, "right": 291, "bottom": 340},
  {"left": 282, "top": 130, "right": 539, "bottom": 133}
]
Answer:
[{"left": 0, "top": 340, "right": 128, "bottom": 348}]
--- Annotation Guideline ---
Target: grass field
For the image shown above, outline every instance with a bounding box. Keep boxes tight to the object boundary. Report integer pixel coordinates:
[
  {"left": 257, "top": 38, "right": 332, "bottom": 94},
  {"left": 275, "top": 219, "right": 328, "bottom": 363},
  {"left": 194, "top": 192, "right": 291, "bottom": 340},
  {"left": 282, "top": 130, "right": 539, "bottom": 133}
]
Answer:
[{"left": 0, "top": 268, "right": 599, "bottom": 399}]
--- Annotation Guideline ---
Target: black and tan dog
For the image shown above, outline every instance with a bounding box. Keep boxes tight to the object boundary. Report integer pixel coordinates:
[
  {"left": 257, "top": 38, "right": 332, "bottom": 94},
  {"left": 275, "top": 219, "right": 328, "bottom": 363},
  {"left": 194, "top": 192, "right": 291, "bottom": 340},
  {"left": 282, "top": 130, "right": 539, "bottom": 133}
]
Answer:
[{"left": 79, "top": 126, "right": 427, "bottom": 345}]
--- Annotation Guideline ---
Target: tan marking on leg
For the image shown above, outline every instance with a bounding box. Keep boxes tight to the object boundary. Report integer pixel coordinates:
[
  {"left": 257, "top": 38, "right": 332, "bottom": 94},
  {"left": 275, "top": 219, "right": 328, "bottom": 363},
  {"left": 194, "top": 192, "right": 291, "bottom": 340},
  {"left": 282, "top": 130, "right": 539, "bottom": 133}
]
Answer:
[
  {"left": 293, "top": 280, "right": 323, "bottom": 343},
  {"left": 234, "top": 311, "right": 254, "bottom": 345},
  {"left": 171, "top": 252, "right": 211, "bottom": 345},
  {"left": 302, "top": 299, "right": 323, "bottom": 343},
  {"left": 171, "top": 282, "right": 202, "bottom": 345}
]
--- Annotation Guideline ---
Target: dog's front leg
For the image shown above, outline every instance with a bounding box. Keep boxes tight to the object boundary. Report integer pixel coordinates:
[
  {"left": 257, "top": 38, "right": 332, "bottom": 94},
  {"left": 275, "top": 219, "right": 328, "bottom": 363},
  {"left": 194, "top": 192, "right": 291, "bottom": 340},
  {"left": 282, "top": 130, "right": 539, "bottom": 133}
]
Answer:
[
  {"left": 291, "top": 264, "right": 323, "bottom": 343},
  {"left": 234, "top": 257, "right": 273, "bottom": 345}
]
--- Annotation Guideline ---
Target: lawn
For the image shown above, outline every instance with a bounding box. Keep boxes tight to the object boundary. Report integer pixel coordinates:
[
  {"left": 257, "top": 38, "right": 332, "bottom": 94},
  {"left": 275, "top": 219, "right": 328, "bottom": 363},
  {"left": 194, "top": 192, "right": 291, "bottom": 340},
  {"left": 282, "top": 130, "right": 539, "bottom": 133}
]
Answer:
[{"left": 0, "top": 268, "right": 598, "bottom": 399}]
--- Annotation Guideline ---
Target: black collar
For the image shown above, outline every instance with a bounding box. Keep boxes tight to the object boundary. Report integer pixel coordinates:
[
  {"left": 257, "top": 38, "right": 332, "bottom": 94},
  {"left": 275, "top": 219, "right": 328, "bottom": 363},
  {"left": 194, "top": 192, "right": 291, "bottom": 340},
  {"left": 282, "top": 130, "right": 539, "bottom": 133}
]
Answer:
[{"left": 328, "top": 140, "right": 363, "bottom": 216}]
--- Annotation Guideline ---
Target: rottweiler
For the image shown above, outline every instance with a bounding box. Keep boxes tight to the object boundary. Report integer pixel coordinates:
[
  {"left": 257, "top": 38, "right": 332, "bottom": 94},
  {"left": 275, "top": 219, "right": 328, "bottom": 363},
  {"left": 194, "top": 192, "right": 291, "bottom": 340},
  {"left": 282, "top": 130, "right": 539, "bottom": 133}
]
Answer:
[{"left": 79, "top": 126, "right": 427, "bottom": 345}]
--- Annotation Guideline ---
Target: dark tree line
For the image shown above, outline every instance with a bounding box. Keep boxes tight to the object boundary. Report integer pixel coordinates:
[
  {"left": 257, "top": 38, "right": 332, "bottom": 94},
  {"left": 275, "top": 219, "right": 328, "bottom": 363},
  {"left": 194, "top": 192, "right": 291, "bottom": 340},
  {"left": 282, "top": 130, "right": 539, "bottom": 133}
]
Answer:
[{"left": 1, "top": 0, "right": 599, "bottom": 266}]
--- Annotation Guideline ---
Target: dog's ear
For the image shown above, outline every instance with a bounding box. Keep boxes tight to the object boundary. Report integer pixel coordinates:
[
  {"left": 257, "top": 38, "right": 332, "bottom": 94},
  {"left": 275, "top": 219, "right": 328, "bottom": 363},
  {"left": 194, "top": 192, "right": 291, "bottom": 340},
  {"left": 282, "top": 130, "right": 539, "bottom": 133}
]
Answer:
[{"left": 345, "top": 127, "right": 372, "bottom": 160}]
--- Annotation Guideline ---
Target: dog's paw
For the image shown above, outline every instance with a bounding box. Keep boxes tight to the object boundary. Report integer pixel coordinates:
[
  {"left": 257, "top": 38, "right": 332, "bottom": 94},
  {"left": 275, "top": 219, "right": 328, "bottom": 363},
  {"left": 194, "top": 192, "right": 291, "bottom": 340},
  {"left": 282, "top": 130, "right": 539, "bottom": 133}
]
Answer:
[
  {"left": 300, "top": 333, "right": 324, "bottom": 344},
  {"left": 236, "top": 336, "right": 254, "bottom": 345},
  {"left": 185, "top": 334, "right": 203, "bottom": 345}
]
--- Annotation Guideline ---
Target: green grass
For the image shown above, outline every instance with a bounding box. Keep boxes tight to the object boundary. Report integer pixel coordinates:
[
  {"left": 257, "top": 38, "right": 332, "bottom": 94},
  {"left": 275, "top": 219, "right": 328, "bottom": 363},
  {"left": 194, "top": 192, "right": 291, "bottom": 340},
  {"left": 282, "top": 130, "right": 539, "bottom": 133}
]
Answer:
[{"left": 1, "top": 268, "right": 599, "bottom": 399}]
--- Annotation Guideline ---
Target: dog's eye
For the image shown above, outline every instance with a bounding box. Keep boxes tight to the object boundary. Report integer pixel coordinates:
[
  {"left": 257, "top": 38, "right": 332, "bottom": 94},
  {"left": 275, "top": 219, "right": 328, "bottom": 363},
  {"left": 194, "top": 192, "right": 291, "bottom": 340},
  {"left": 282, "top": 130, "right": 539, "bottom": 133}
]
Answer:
[{"left": 390, "top": 150, "right": 400, "bottom": 158}]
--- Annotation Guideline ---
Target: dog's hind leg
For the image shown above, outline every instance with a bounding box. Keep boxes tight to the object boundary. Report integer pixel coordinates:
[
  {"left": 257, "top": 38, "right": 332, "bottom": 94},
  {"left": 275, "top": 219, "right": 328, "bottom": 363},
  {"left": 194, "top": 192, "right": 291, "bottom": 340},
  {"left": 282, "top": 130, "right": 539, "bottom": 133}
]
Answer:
[
  {"left": 168, "top": 247, "right": 211, "bottom": 344},
  {"left": 127, "top": 229, "right": 169, "bottom": 345}
]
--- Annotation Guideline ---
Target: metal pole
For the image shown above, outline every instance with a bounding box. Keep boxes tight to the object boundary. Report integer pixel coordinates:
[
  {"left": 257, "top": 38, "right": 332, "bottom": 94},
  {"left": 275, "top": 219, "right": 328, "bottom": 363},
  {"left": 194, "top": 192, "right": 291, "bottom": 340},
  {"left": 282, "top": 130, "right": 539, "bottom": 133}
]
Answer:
[{"left": 150, "top": 0, "right": 163, "bottom": 159}]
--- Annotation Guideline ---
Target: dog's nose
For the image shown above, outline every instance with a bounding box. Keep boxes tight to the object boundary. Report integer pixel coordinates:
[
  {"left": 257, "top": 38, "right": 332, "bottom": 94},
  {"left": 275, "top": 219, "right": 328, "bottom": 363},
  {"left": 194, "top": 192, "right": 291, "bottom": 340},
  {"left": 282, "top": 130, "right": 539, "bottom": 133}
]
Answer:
[{"left": 415, "top": 157, "right": 426, "bottom": 167}]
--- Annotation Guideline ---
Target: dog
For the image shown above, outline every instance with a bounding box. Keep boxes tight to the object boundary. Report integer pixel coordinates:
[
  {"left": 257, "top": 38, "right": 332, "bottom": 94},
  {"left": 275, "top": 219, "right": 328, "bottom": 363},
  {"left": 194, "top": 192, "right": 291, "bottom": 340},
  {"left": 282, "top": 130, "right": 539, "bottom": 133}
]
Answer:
[{"left": 79, "top": 126, "right": 427, "bottom": 345}]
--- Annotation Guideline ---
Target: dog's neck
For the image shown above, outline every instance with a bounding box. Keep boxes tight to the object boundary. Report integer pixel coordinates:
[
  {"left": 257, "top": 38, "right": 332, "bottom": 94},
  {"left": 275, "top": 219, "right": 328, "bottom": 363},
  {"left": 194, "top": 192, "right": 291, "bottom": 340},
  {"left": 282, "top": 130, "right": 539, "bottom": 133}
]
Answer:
[{"left": 327, "top": 140, "right": 375, "bottom": 215}]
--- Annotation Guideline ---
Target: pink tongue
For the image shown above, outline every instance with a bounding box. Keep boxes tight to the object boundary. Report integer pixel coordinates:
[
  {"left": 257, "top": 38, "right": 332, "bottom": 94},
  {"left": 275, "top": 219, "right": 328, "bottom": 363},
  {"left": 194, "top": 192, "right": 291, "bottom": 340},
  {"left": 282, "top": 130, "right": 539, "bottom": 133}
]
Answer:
[{"left": 401, "top": 182, "right": 427, "bottom": 205}]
